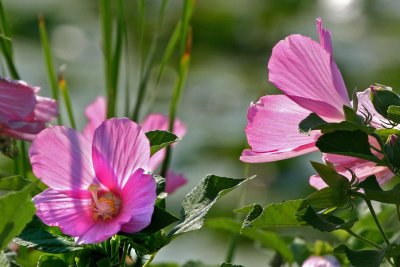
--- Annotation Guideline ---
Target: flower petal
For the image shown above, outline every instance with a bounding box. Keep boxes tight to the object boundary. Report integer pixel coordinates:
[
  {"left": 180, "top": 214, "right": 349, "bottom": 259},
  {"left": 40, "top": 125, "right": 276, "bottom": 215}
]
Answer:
[
  {"left": 75, "top": 220, "right": 123, "bottom": 244},
  {"left": 83, "top": 96, "right": 107, "bottom": 140},
  {"left": 142, "top": 113, "right": 187, "bottom": 171},
  {"left": 33, "top": 96, "right": 58, "bottom": 123},
  {"left": 240, "top": 95, "right": 319, "bottom": 163},
  {"left": 310, "top": 154, "right": 394, "bottom": 189},
  {"left": 356, "top": 88, "right": 387, "bottom": 128},
  {"left": 268, "top": 27, "right": 350, "bottom": 119},
  {"left": 165, "top": 170, "right": 187, "bottom": 194},
  {"left": 29, "top": 126, "right": 96, "bottom": 194},
  {"left": 120, "top": 168, "right": 156, "bottom": 233},
  {"left": 0, "top": 78, "right": 36, "bottom": 121},
  {"left": 92, "top": 118, "right": 150, "bottom": 188},
  {"left": 33, "top": 189, "right": 95, "bottom": 238}
]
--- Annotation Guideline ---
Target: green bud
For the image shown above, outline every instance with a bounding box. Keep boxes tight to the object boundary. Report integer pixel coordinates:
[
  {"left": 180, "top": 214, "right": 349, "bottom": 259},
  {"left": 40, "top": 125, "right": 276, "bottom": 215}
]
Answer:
[
  {"left": 384, "top": 134, "right": 400, "bottom": 168},
  {"left": 370, "top": 85, "right": 400, "bottom": 118}
]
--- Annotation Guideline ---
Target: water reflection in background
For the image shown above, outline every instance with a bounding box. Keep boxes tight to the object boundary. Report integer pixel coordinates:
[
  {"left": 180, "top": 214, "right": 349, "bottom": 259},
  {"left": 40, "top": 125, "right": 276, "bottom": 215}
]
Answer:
[{"left": 3, "top": 0, "right": 400, "bottom": 265}]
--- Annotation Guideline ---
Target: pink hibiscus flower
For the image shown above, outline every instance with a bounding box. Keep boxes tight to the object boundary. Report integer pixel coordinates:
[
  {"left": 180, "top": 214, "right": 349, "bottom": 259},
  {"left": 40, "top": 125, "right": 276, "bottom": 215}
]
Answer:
[
  {"left": 0, "top": 78, "right": 57, "bottom": 141},
  {"left": 30, "top": 118, "right": 157, "bottom": 244},
  {"left": 83, "top": 97, "right": 187, "bottom": 194},
  {"left": 240, "top": 18, "right": 393, "bottom": 187}
]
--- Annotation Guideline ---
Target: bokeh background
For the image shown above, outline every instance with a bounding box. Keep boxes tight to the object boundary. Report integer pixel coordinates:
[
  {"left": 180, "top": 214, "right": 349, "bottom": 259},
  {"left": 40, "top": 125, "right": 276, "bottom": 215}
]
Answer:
[{"left": 2, "top": 0, "right": 400, "bottom": 266}]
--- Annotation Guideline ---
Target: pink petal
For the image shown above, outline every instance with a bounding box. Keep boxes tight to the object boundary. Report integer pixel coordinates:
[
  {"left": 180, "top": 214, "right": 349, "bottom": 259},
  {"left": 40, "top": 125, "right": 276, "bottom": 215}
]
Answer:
[
  {"left": 75, "top": 219, "right": 123, "bottom": 244},
  {"left": 165, "top": 170, "right": 187, "bottom": 194},
  {"left": 33, "top": 96, "right": 58, "bottom": 123},
  {"left": 120, "top": 168, "right": 156, "bottom": 233},
  {"left": 33, "top": 189, "right": 95, "bottom": 238},
  {"left": 0, "top": 78, "right": 36, "bottom": 121},
  {"left": 268, "top": 25, "right": 350, "bottom": 120},
  {"left": 92, "top": 118, "right": 150, "bottom": 188},
  {"left": 240, "top": 95, "right": 319, "bottom": 163},
  {"left": 29, "top": 126, "right": 96, "bottom": 195},
  {"left": 317, "top": 18, "right": 333, "bottom": 55},
  {"left": 310, "top": 154, "right": 394, "bottom": 189},
  {"left": 356, "top": 88, "right": 387, "bottom": 128},
  {"left": 83, "top": 96, "right": 107, "bottom": 140},
  {"left": 142, "top": 114, "right": 187, "bottom": 171}
]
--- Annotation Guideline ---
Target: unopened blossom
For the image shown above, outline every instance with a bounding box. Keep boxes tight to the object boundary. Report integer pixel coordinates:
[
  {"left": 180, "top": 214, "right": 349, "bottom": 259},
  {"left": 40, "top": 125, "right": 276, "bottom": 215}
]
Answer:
[
  {"left": 240, "top": 18, "right": 393, "bottom": 187},
  {"left": 31, "top": 118, "right": 157, "bottom": 244},
  {"left": 83, "top": 96, "right": 187, "bottom": 194},
  {"left": 0, "top": 78, "right": 57, "bottom": 141}
]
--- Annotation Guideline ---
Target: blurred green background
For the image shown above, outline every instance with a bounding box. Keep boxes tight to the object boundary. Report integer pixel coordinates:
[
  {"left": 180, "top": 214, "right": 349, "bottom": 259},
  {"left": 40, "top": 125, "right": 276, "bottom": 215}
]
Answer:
[{"left": 2, "top": 0, "right": 400, "bottom": 265}]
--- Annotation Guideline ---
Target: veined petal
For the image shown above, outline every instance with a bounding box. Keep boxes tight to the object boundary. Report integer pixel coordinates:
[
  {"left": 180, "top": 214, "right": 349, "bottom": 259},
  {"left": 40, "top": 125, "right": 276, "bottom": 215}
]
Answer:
[
  {"left": 317, "top": 18, "right": 333, "bottom": 55},
  {"left": 268, "top": 30, "right": 350, "bottom": 119},
  {"left": 33, "top": 189, "right": 95, "bottom": 238},
  {"left": 120, "top": 168, "right": 156, "bottom": 233},
  {"left": 33, "top": 96, "right": 58, "bottom": 123},
  {"left": 240, "top": 95, "right": 319, "bottom": 163},
  {"left": 83, "top": 96, "right": 107, "bottom": 140},
  {"left": 29, "top": 126, "right": 96, "bottom": 193},
  {"left": 356, "top": 88, "right": 387, "bottom": 128},
  {"left": 0, "top": 78, "right": 36, "bottom": 121},
  {"left": 92, "top": 118, "right": 150, "bottom": 188},
  {"left": 142, "top": 113, "right": 187, "bottom": 171},
  {"left": 75, "top": 220, "right": 123, "bottom": 244},
  {"left": 165, "top": 170, "right": 187, "bottom": 194}
]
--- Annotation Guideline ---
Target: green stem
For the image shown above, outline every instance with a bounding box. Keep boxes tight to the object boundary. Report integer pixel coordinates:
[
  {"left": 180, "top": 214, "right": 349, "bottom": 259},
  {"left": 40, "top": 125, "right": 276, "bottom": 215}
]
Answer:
[
  {"left": 142, "top": 252, "right": 157, "bottom": 267},
  {"left": 225, "top": 234, "right": 240, "bottom": 263},
  {"left": 397, "top": 205, "right": 400, "bottom": 222},
  {"left": 19, "top": 141, "right": 27, "bottom": 177},
  {"left": 353, "top": 191, "right": 391, "bottom": 246},
  {"left": 346, "top": 229, "right": 383, "bottom": 250},
  {"left": 58, "top": 75, "right": 76, "bottom": 129}
]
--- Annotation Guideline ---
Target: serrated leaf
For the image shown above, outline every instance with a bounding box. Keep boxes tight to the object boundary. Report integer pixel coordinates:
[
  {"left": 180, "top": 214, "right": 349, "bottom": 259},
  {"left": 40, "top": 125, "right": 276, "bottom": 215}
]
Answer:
[
  {"left": 146, "top": 130, "right": 179, "bottom": 156},
  {"left": 334, "top": 244, "right": 385, "bottom": 267},
  {"left": 306, "top": 187, "right": 349, "bottom": 209},
  {"left": 206, "top": 218, "right": 294, "bottom": 263},
  {"left": 247, "top": 199, "right": 306, "bottom": 228},
  {"left": 0, "top": 182, "right": 36, "bottom": 250},
  {"left": 242, "top": 204, "right": 263, "bottom": 228},
  {"left": 299, "top": 113, "right": 327, "bottom": 133},
  {"left": 297, "top": 206, "right": 357, "bottom": 232},
  {"left": 0, "top": 251, "right": 21, "bottom": 267},
  {"left": 37, "top": 255, "right": 68, "bottom": 267},
  {"left": 310, "top": 162, "right": 350, "bottom": 189},
  {"left": 170, "top": 175, "right": 251, "bottom": 235},
  {"left": 139, "top": 206, "right": 179, "bottom": 234},
  {"left": 316, "top": 130, "right": 379, "bottom": 162},
  {"left": 14, "top": 217, "right": 82, "bottom": 253},
  {"left": 0, "top": 176, "right": 31, "bottom": 192}
]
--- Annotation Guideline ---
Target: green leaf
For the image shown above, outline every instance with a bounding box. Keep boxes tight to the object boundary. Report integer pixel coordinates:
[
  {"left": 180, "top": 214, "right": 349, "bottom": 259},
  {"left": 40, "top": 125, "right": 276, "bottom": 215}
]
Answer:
[
  {"left": 375, "top": 128, "right": 400, "bottom": 141},
  {"left": 242, "top": 203, "right": 263, "bottom": 228},
  {"left": 220, "top": 264, "right": 244, "bottom": 267},
  {"left": 140, "top": 206, "right": 179, "bottom": 234},
  {"left": 363, "top": 183, "right": 400, "bottom": 204},
  {"left": 0, "top": 182, "right": 36, "bottom": 250},
  {"left": 146, "top": 130, "right": 179, "bottom": 156},
  {"left": 0, "top": 176, "right": 31, "bottom": 194},
  {"left": 182, "top": 261, "right": 216, "bottom": 267},
  {"left": 297, "top": 206, "right": 357, "bottom": 232},
  {"left": 334, "top": 244, "right": 385, "bottom": 267},
  {"left": 14, "top": 217, "right": 82, "bottom": 253},
  {"left": 206, "top": 218, "right": 294, "bottom": 263},
  {"left": 316, "top": 130, "right": 379, "bottom": 162},
  {"left": 246, "top": 199, "right": 306, "bottom": 228},
  {"left": 387, "top": 105, "right": 400, "bottom": 124},
  {"left": 37, "top": 255, "right": 68, "bottom": 267},
  {"left": 357, "top": 175, "right": 382, "bottom": 191},
  {"left": 299, "top": 113, "right": 327, "bottom": 133},
  {"left": 170, "top": 175, "right": 251, "bottom": 235},
  {"left": 310, "top": 162, "right": 350, "bottom": 189},
  {"left": 314, "top": 121, "right": 375, "bottom": 134},
  {"left": 370, "top": 87, "right": 400, "bottom": 118},
  {"left": 344, "top": 105, "right": 363, "bottom": 123},
  {"left": 306, "top": 187, "right": 350, "bottom": 209},
  {"left": 129, "top": 230, "right": 170, "bottom": 255}
]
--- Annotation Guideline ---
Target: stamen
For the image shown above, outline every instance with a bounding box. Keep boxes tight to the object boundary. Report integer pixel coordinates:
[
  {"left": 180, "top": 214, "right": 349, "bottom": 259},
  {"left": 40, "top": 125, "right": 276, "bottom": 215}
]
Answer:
[{"left": 88, "top": 184, "right": 121, "bottom": 221}]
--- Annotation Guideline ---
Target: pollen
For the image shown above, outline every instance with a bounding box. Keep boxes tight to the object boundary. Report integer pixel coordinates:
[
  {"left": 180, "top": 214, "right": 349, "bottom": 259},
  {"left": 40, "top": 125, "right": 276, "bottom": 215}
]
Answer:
[{"left": 89, "top": 184, "right": 121, "bottom": 221}]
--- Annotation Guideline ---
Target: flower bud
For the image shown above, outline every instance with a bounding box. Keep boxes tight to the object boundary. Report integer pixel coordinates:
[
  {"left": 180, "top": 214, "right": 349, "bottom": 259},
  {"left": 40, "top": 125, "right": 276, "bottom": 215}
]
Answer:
[
  {"left": 370, "top": 85, "right": 400, "bottom": 118},
  {"left": 302, "top": 255, "right": 341, "bottom": 267},
  {"left": 384, "top": 134, "right": 400, "bottom": 169}
]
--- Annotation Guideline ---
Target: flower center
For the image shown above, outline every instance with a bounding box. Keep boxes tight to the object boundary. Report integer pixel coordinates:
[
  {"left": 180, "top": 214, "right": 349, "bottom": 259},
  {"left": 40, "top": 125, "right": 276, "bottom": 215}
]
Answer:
[{"left": 89, "top": 184, "right": 121, "bottom": 221}]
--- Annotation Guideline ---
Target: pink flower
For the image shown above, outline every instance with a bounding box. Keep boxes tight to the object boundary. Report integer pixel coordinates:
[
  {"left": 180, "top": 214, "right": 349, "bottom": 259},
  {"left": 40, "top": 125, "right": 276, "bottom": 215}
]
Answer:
[
  {"left": 0, "top": 78, "right": 57, "bottom": 141},
  {"left": 83, "top": 96, "right": 188, "bottom": 194},
  {"left": 30, "top": 118, "right": 157, "bottom": 244},
  {"left": 302, "top": 255, "right": 340, "bottom": 267},
  {"left": 240, "top": 18, "right": 393, "bottom": 186}
]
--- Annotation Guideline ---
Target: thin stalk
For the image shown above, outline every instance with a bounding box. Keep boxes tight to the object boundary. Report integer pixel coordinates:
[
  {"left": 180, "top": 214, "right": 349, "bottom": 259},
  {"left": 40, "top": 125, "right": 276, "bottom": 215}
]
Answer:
[
  {"left": 346, "top": 229, "right": 383, "bottom": 250},
  {"left": 225, "top": 232, "right": 240, "bottom": 263},
  {"left": 99, "top": 0, "right": 115, "bottom": 118},
  {"left": 19, "top": 141, "right": 27, "bottom": 177},
  {"left": 120, "top": 241, "right": 129, "bottom": 267},
  {"left": 0, "top": 0, "right": 12, "bottom": 56},
  {"left": 38, "top": 14, "right": 62, "bottom": 125},
  {"left": 397, "top": 205, "right": 400, "bottom": 222},
  {"left": 352, "top": 191, "right": 391, "bottom": 246},
  {"left": 58, "top": 74, "right": 76, "bottom": 129},
  {"left": 142, "top": 252, "right": 157, "bottom": 267},
  {"left": 131, "top": 0, "right": 168, "bottom": 121}
]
